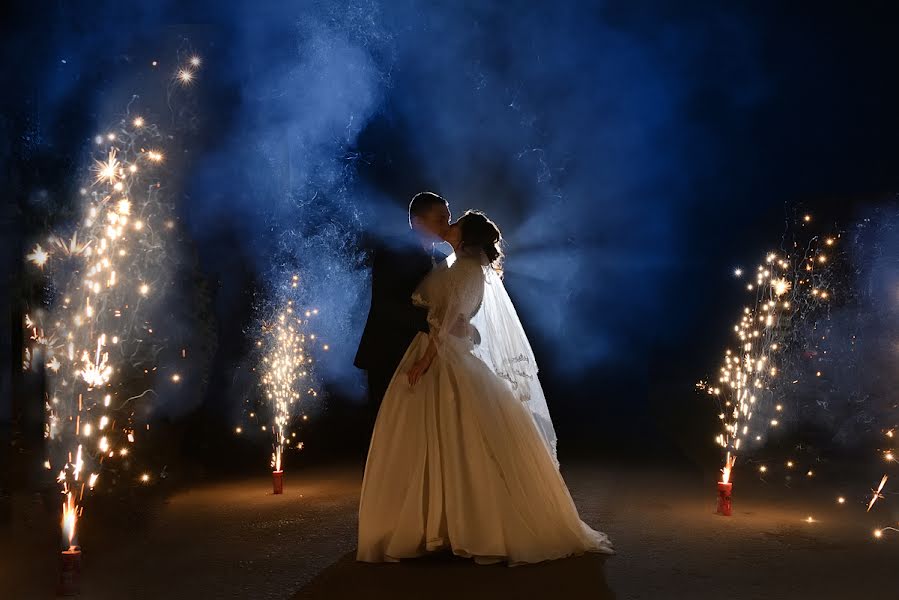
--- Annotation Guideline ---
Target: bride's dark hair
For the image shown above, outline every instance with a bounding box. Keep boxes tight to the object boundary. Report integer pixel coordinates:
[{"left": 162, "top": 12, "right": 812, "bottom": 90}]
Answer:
[{"left": 457, "top": 210, "right": 504, "bottom": 267}]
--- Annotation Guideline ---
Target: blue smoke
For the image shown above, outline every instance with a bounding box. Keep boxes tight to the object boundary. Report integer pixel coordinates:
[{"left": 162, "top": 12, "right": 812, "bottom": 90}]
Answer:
[
  {"left": 6, "top": 1, "right": 771, "bottom": 419},
  {"left": 180, "top": 2, "right": 768, "bottom": 400}
]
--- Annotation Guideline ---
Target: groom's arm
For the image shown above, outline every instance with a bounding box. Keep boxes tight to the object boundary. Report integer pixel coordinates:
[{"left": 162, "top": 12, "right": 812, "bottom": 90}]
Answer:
[{"left": 371, "top": 249, "right": 429, "bottom": 333}]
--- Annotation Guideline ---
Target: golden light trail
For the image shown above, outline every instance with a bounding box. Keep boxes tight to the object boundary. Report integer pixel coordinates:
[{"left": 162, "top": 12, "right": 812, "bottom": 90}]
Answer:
[
  {"left": 720, "top": 453, "right": 735, "bottom": 484},
  {"left": 867, "top": 475, "right": 888, "bottom": 512}
]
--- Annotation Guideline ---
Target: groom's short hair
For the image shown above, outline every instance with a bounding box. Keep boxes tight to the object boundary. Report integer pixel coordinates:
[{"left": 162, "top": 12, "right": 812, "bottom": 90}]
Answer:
[{"left": 408, "top": 191, "right": 448, "bottom": 226}]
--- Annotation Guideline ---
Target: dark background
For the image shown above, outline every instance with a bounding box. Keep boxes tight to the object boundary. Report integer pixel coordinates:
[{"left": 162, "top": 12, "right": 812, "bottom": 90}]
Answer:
[{"left": 3, "top": 1, "right": 899, "bottom": 488}]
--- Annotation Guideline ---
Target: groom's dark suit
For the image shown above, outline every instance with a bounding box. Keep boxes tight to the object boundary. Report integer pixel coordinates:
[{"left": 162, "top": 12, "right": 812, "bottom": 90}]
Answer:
[{"left": 355, "top": 232, "right": 443, "bottom": 409}]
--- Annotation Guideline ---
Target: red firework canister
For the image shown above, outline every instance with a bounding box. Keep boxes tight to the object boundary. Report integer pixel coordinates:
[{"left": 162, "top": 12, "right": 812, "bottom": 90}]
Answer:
[
  {"left": 58, "top": 547, "right": 82, "bottom": 596},
  {"left": 716, "top": 481, "right": 733, "bottom": 516},
  {"left": 272, "top": 470, "right": 284, "bottom": 495}
]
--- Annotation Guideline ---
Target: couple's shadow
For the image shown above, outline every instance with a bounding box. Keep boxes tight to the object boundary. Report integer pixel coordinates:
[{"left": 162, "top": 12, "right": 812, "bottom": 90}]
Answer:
[{"left": 292, "top": 551, "right": 614, "bottom": 599}]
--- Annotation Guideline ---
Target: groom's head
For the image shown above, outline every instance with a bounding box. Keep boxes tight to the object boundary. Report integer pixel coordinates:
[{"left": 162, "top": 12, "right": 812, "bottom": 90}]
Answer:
[{"left": 409, "top": 191, "right": 451, "bottom": 240}]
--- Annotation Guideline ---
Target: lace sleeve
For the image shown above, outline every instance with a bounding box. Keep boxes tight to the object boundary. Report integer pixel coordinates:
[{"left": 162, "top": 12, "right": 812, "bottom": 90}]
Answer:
[{"left": 413, "top": 255, "right": 484, "bottom": 346}]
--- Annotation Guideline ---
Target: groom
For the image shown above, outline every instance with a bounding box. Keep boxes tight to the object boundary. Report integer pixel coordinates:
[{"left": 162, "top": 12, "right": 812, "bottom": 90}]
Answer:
[{"left": 354, "top": 191, "right": 451, "bottom": 411}]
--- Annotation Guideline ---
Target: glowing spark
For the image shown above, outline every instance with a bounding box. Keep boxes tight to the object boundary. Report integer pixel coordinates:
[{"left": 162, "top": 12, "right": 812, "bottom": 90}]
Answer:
[
  {"left": 867, "top": 475, "right": 888, "bottom": 512},
  {"left": 133, "top": 117, "right": 145, "bottom": 128},
  {"left": 27, "top": 244, "right": 49, "bottom": 268},
  {"left": 772, "top": 277, "right": 792, "bottom": 297},
  {"left": 177, "top": 69, "right": 194, "bottom": 84},
  {"left": 93, "top": 149, "right": 121, "bottom": 185}
]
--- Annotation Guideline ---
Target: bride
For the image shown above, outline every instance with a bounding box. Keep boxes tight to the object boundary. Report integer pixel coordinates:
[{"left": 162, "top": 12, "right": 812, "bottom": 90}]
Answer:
[{"left": 357, "top": 210, "right": 613, "bottom": 565}]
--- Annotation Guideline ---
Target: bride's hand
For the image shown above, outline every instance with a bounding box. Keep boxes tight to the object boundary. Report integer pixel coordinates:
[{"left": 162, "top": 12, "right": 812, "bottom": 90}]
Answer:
[{"left": 407, "top": 356, "right": 433, "bottom": 386}]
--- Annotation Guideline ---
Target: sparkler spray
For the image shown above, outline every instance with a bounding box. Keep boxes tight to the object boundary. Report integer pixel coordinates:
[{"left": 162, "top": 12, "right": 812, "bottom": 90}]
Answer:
[{"left": 23, "top": 52, "right": 202, "bottom": 593}]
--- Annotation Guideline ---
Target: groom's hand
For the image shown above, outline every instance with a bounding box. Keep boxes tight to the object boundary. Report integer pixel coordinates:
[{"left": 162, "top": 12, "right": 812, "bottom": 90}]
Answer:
[{"left": 406, "top": 356, "right": 433, "bottom": 386}]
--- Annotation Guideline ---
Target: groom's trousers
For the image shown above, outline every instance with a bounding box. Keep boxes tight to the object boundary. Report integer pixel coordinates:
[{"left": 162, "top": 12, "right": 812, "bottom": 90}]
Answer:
[
  {"left": 367, "top": 368, "right": 393, "bottom": 412},
  {"left": 357, "top": 367, "right": 393, "bottom": 467}
]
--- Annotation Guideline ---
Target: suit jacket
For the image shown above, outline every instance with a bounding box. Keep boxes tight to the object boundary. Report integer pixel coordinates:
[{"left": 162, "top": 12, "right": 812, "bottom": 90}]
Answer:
[{"left": 354, "top": 233, "right": 444, "bottom": 380}]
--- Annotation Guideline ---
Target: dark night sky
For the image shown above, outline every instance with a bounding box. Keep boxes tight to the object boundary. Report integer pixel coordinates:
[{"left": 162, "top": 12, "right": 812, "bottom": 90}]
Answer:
[{"left": 3, "top": 1, "right": 899, "bottom": 465}]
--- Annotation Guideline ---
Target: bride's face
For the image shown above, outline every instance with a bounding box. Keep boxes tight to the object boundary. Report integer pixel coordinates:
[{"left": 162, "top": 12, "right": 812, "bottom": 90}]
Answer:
[{"left": 444, "top": 222, "right": 462, "bottom": 247}]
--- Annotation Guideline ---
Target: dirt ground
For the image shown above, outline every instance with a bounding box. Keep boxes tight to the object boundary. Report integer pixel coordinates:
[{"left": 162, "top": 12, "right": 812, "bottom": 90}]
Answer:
[{"left": 2, "top": 461, "right": 896, "bottom": 599}]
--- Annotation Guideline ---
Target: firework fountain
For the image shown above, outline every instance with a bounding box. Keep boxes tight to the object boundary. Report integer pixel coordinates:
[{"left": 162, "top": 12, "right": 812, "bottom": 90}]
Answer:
[
  {"left": 251, "top": 275, "right": 326, "bottom": 494},
  {"left": 23, "top": 54, "right": 200, "bottom": 594},
  {"left": 700, "top": 209, "right": 899, "bottom": 542},
  {"left": 698, "top": 213, "right": 839, "bottom": 516}
]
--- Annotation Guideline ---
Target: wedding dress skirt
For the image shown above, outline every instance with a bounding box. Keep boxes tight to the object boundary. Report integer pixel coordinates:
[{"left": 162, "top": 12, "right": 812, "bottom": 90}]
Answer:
[{"left": 357, "top": 332, "right": 613, "bottom": 565}]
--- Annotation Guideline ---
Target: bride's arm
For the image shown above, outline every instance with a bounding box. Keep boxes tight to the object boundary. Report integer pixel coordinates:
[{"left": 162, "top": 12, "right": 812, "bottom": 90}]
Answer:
[
  {"left": 406, "top": 313, "right": 469, "bottom": 385},
  {"left": 406, "top": 310, "right": 469, "bottom": 385},
  {"left": 406, "top": 337, "right": 438, "bottom": 386}
]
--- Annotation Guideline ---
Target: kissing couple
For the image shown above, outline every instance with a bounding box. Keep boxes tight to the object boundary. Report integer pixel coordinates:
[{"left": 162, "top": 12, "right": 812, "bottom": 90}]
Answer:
[{"left": 354, "top": 191, "right": 613, "bottom": 565}]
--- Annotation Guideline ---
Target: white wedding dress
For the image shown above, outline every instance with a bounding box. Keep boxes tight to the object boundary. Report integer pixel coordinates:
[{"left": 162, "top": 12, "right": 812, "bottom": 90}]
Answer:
[{"left": 357, "top": 250, "right": 613, "bottom": 565}]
